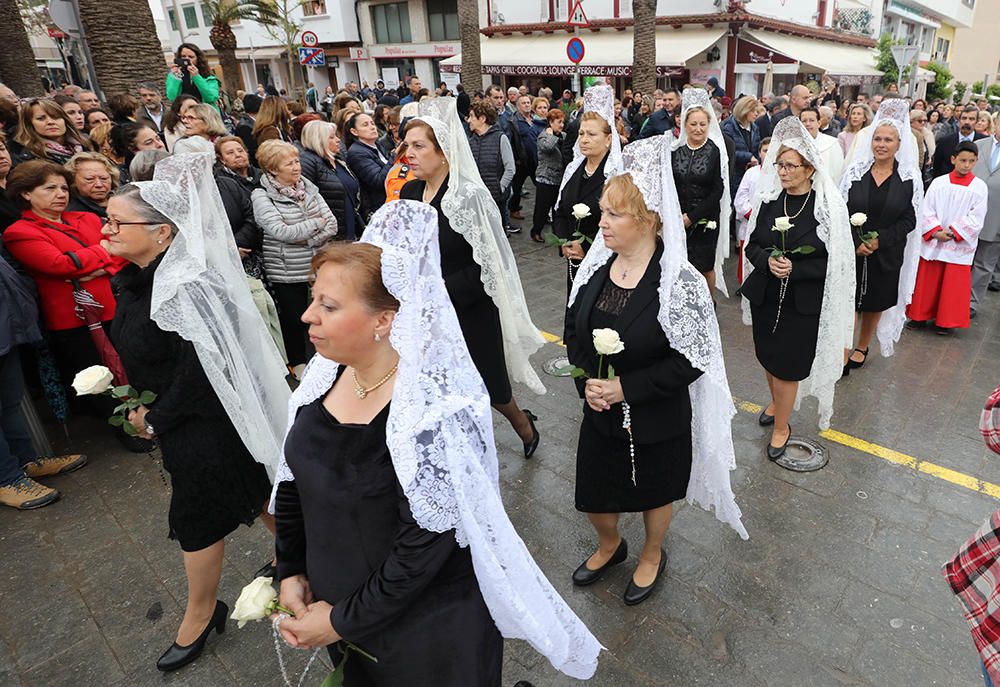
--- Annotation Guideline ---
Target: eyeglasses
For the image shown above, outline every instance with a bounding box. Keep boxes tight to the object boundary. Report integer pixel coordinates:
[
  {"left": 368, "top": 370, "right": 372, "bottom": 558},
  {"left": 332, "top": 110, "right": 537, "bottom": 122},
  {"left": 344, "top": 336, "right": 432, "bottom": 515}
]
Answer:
[
  {"left": 104, "top": 218, "right": 152, "bottom": 234},
  {"left": 774, "top": 162, "right": 805, "bottom": 172}
]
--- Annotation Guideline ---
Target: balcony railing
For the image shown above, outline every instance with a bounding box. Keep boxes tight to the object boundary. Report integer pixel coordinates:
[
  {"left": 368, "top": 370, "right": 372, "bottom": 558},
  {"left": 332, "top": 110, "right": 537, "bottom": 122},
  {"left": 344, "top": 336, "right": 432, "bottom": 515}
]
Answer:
[{"left": 832, "top": 6, "right": 875, "bottom": 37}]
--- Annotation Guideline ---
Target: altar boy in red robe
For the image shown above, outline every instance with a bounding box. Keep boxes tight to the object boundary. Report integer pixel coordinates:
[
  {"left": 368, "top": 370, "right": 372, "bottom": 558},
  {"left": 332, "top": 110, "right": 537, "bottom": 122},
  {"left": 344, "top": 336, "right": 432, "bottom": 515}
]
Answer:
[{"left": 906, "top": 142, "right": 989, "bottom": 334}]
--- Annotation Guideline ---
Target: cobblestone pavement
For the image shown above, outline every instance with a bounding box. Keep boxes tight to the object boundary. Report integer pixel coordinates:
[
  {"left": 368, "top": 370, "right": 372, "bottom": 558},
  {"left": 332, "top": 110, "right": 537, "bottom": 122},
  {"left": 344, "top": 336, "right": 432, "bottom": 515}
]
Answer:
[{"left": 2, "top": 189, "right": 999, "bottom": 687}]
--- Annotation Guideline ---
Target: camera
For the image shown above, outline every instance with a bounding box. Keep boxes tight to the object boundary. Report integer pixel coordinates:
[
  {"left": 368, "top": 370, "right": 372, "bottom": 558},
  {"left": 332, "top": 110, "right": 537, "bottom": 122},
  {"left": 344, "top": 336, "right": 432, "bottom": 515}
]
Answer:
[{"left": 174, "top": 56, "right": 191, "bottom": 69}]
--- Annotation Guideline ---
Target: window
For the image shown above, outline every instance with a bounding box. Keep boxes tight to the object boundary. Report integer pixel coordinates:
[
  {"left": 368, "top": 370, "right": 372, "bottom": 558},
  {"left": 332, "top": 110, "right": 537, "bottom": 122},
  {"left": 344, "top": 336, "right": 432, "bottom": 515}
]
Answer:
[
  {"left": 182, "top": 4, "right": 199, "bottom": 29},
  {"left": 934, "top": 37, "right": 950, "bottom": 62},
  {"left": 167, "top": 8, "right": 178, "bottom": 31},
  {"left": 303, "top": 0, "right": 327, "bottom": 16},
  {"left": 371, "top": 3, "right": 411, "bottom": 44},
  {"left": 427, "top": 0, "right": 458, "bottom": 41}
]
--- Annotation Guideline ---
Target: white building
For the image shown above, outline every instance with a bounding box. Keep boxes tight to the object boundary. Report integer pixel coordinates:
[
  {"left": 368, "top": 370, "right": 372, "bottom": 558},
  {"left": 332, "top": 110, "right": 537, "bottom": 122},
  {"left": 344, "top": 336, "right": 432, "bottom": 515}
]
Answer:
[
  {"left": 443, "top": 0, "right": 886, "bottom": 99},
  {"left": 148, "top": 0, "right": 361, "bottom": 95}
]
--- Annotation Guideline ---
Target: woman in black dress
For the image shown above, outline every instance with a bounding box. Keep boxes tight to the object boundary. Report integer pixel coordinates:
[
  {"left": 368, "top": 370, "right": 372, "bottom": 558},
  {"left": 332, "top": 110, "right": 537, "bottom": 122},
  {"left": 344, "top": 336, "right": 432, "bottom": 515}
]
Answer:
[
  {"left": 273, "top": 202, "right": 600, "bottom": 683},
  {"left": 842, "top": 118, "right": 918, "bottom": 373},
  {"left": 565, "top": 139, "right": 747, "bottom": 606},
  {"left": 673, "top": 106, "right": 724, "bottom": 293},
  {"left": 553, "top": 110, "right": 613, "bottom": 292},
  {"left": 741, "top": 118, "right": 855, "bottom": 456},
  {"left": 103, "top": 182, "right": 277, "bottom": 672},
  {"left": 397, "top": 106, "right": 543, "bottom": 457}
]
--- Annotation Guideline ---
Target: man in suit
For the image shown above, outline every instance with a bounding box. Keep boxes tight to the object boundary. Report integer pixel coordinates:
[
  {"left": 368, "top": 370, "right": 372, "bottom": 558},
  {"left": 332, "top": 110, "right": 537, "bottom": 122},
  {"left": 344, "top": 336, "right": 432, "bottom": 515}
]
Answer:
[
  {"left": 933, "top": 105, "right": 986, "bottom": 178},
  {"left": 755, "top": 96, "right": 787, "bottom": 139},
  {"left": 970, "top": 118, "right": 1000, "bottom": 317}
]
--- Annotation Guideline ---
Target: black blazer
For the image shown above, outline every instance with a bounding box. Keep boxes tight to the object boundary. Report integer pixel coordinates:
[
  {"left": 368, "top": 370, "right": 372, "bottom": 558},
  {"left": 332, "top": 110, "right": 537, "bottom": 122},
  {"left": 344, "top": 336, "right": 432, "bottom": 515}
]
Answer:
[
  {"left": 741, "top": 195, "right": 829, "bottom": 316},
  {"left": 566, "top": 242, "right": 703, "bottom": 444},
  {"left": 845, "top": 167, "right": 915, "bottom": 273},
  {"left": 552, "top": 151, "right": 608, "bottom": 244},
  {"left": 933, "top": 132, "right": 987, "bottom": 178}
]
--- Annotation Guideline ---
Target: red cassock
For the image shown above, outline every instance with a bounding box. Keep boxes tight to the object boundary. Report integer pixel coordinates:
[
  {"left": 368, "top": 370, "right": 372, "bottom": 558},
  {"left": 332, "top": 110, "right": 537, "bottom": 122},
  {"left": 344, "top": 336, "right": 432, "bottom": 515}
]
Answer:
[{"left": 906, "top": 257, "right": 972, "bottom": 329}]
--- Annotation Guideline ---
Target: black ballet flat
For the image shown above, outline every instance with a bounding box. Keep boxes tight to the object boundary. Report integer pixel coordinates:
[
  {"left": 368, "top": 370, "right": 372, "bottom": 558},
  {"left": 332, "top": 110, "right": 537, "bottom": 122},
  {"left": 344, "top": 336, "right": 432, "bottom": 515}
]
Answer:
[
  {"left": 905, "top": 319, "right": 927, "bottom": 330},
  {"left": 623, "top": 548, "right": 667, "bottom": 606},
  {"left": 847, "top": 347, "right": 868, "bottom": 370},
  {"left": 572, "top": 538, "right": 628, "bottom": 587},
  {"left": 767, "top": 426, "right": 791, "bottom": 462},
  {"left": 156, "top": 600, "right": 228, "bottom": 672},
  {"left": 842, "top": 363, "right": 850, "bottom": 378},
  {"left": 522, "top": 410, "right": 540, "bottom": 459},
  {"left": 757, "top": 409, "right": 775, "bottom": 426},
  {"left": 253, "top": 560, "right": 277, "bottom": 580}
]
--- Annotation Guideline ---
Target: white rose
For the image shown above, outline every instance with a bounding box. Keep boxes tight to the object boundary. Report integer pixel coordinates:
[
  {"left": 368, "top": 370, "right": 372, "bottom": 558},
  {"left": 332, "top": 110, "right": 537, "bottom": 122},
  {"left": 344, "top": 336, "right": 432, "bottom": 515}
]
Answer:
[
  {"left": 705, "top": 220, "right": 717, "bottom": 230},
  {"left": 773, "top": 216, "right": 794, "bottom": 232},
  {"left": 231, "top": 576, "right": 277, "bottom": 629},
  {"left": 592, "top": 328, "right": 625, "bottom": 356},
  {"left": 850, "top": 212, "right": 868, "bottom": 227},
  {"left": 572, "top": 203, "right": 592, "bottom": 220},
  {"left": 71, "top": 365, "right": 114, "bottom": 396}
]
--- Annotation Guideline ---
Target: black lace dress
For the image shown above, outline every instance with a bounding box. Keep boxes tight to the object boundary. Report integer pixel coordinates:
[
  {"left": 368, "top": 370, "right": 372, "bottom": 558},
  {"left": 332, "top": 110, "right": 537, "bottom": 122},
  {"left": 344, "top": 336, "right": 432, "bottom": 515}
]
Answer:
[
  {"left": 672, "top": 140, "right": 724, "bottom": 273},
  {"left": 110, "top": 254, "right": 271, "bottom": 552},
  {"left": 274, "top": 382, "right": 503, "bottom": 686}
]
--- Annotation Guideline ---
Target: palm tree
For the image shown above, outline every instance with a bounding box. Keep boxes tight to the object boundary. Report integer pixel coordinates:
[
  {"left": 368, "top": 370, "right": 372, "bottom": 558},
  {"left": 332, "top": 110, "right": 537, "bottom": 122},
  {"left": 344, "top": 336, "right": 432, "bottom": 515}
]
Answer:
[
  {"left": 631, "top": 0, "right": 657, "bottom": 96},
  {"left": 78, "top": 0, "right": 166, "bottom": 97},
  {"left": 0, "top": 1, "right": 45, "bottom": 97},
  {"left": 202, "top": 0, "right": 279, "bottom": 96},
  {"left": 456, "top": 0, "right": 481, "bottom": 93}
]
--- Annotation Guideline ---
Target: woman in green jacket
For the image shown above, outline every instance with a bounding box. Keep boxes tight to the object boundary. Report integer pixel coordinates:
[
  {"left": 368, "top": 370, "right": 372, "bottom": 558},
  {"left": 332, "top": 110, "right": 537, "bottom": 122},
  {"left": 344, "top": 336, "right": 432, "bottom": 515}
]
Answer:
[{"left": 166, "top": 43, "right": 221, "bottom": 113}]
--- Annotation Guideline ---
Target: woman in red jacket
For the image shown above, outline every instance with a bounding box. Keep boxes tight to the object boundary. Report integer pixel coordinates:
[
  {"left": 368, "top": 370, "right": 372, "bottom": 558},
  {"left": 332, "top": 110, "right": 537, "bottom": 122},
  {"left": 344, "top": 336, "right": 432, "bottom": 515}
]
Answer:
[{"left": 4, "top": 160, "right": 127, "bottom": 404}]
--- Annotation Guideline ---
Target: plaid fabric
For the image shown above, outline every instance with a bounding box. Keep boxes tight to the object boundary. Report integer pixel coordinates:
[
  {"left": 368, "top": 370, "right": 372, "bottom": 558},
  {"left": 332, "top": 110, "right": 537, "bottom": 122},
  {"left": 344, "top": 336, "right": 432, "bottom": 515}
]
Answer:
[
  {"left": 981, "top": 384, "right": 1000, "bottom": 456},
  {"left": 943, "top": 509, "right": 1000, "bottom": 684}
]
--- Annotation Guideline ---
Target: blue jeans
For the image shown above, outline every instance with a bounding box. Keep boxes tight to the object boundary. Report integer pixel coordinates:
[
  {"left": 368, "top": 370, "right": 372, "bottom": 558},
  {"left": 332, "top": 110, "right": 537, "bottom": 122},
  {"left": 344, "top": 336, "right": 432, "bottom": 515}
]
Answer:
[
  {"left": 984, "top": 659, "right": 993, "bottom": 687},
  {"left": 0, "top": 348, "right": 36, "bottom": 487}
]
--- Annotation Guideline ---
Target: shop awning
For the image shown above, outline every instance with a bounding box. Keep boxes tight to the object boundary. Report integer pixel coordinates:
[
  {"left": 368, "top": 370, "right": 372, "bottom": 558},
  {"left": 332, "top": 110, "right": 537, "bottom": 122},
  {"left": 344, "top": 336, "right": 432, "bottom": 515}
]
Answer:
[
  {"left": 440, "top": 27, "right": 726, "bottom": 77},
  {"left": 235, "top": 47, "right": 285, "bottom": 60},
  {"left": 744, "top": 29, "right": 882, "bottom": 83}
]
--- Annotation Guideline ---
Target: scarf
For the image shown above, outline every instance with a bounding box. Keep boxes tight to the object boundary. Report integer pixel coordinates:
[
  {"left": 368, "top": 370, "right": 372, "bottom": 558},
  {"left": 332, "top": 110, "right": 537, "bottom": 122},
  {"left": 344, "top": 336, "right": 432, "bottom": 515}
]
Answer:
[
  {"left": 45, "top": 139, "right": 83, "bottom": 161},
  {"left": 268, "top": 174, "right": 306, "bottom": 202}
]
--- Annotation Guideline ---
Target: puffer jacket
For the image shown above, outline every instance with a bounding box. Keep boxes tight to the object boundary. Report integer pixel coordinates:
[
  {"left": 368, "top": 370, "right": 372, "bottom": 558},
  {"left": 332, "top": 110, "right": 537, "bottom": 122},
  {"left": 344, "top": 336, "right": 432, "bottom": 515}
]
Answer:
[
  {"left": 297, "top": 146, "right": 363, "bottom": 237},
  {"left": 251, "top": 174, "right": 337, "bottom": 284},
  {"left": 535, "top": 130, "right": 565, "bottom": 186}
]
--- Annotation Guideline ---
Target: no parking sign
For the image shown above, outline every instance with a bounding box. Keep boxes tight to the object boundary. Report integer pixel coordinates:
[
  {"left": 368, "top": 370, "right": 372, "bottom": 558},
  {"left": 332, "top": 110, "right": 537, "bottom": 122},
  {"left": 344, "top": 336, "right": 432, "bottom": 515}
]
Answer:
[{"left": 567, "top": 37, "right": 585, "bottom": 64}]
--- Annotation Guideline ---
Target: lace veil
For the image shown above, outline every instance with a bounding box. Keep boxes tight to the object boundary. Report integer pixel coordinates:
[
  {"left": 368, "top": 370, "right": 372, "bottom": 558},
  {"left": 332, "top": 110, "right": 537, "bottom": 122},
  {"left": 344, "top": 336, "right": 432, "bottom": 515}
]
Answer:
[
  {"left": 144, "top": 152, "right": 290, "bottom": 479},
  {"left": 742, "top": 118, "right": 855, "bottom": 430},
  {"left": 839, "top": 99, "right": 924, "bottom": 357},
  {"left": 555, "top": 84, "right": 624, "bottom": 208},
  {"left": 271, "top": 200, "right": 602, "bottom": 679},
  {"left": 672, "top": 88, "right": 732, "bottom": 296},
  {"left": 567, "top": 134, "right": 748, "bottom": 539},
  {"left": 413, "top": 97, "right": 545, "bottom": 394}
]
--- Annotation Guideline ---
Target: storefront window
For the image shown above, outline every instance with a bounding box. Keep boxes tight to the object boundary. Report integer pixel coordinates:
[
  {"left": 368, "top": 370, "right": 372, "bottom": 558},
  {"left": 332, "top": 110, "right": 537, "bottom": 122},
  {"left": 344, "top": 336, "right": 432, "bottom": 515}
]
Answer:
[
  {"left": 427, "top": 0, "right": 459, "bottom": 42},
  {"left": 372, "top": 3, "right": 412, "bottom": 44},
  {"left": 377, "top": 58, "right": 417, "bottom": 92}
]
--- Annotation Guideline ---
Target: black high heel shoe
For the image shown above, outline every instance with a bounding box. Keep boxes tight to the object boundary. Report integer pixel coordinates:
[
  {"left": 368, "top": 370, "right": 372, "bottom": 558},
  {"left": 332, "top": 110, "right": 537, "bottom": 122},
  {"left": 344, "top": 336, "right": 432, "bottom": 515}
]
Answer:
[
  {"left": 157, "top": 599, "right": 228, "bottom": 672},
  {"left": 522, "top": 410, "right": 540, "bottom": 458},
  {"left": 767, "top": 425, "right": 791, "bottom": 461},
  {"left": 847, "top": 347, "right": 868, "bottom": 370}
]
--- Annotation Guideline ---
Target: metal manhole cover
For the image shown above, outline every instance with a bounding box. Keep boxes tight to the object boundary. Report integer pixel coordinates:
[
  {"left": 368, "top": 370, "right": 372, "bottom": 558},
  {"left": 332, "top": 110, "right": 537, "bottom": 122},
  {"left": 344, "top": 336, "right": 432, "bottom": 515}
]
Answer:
[
  {"left": 774, "top": 437, "right": 828, "bottom": 472},
  {"left": 542, "top": 356, "right": 572, "bottom": 377}
]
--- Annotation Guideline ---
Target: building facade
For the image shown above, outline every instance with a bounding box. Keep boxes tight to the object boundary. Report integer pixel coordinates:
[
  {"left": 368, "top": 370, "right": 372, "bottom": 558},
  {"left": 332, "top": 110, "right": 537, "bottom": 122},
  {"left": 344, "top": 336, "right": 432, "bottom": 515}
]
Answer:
[
  {"left": 879, "top": 0, "right": 975, "bottom": 67},
  {"left": 948, "top": 0, "right": 999, "bottom": 88},
  {"left": 443, "top": 0, "right": 886, "bottom": 99},
  {"left": 149, "top": 0, "right": 361, "bottom": 95}
]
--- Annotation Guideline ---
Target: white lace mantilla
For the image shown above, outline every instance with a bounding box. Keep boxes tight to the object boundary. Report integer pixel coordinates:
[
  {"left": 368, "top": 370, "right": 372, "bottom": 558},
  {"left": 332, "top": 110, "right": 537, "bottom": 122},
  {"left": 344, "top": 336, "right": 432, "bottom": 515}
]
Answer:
[
  {"left": 742, "top": 118, "right": 855, "bottom": 430},
  {"left": 271, "top": 201, "right": 601, "bottom": 679},
  {"left": 555, "top": 84, "right": 624, "bottom": 210},
  {"left": 673, "top": 88, "right": 732, "bottom": 297},
  {"left": 569, "top": 134, "right": 748, "bottom": 539},
  {"left": 839, "top": 99, "right": 924, "bottom": 358},
  {"left": 414, "top": 97, "right": 545, "bottom": 395}
]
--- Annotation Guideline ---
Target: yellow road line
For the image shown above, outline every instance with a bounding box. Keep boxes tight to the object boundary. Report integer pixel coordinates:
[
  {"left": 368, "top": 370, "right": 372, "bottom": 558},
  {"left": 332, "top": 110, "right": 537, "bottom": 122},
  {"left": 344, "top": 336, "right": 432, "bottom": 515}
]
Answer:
[{"left": 539, "top": 330, "right": 1000, "bottom": 500}]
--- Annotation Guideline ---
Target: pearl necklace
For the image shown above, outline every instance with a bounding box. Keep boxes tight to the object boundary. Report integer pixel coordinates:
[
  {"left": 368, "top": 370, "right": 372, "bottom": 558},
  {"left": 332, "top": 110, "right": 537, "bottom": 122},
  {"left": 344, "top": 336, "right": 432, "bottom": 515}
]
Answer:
[
  {"left": 686, "top": 139, "right": 708, "bottom": 151},
  {"left": 352, "top": 362, "right": 398, "bottom": 399},
  {"left": 783, "top": 188, "right": 813, "bottom": 220}
]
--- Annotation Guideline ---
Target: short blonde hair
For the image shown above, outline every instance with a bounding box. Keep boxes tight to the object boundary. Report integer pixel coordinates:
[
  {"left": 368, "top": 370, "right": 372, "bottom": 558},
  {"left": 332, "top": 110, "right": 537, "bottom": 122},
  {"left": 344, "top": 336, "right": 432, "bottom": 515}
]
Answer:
[
  {"left": 301, "top": 119, "right": 336, "bottom": 159},
  {"left": 978, "top": 110, "right": 994, "bottom": 135},
  {"left": 531, "top": 96, "right": 549, "bottom": 113},
  {"left": 255, "top": 139, "right": 298, "bottom": 172},
  {"left": 732, "top": 96, "right": 758, "bottom": 125},
  {"left": 188, "top": 103, "right": 228, "bottom": 137},
  {"left": 65, "top": 151, "right": 121, "bottom": 186},
  {"left": 601, "top": 174, "right": 662, "bottom": 236}
]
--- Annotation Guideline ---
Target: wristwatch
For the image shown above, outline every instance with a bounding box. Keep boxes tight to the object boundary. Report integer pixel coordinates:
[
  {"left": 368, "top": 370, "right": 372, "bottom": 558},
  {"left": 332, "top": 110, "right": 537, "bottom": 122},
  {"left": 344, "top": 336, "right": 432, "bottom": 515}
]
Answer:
[{"left": 143, "top": 418, "right": 156, "bottom": 437}]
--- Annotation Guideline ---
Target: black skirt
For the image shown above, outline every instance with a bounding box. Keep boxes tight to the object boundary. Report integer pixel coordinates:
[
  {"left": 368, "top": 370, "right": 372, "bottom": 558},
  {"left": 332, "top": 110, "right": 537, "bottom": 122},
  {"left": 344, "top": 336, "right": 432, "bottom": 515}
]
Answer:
[
  {"left": 750, "top": 279, "right": 820, "bottom": 382},
  {"left": 686, "top": 226, "right": 718, "bottom": 273},
  {"left": 855, "top": 255, "right": 901, "bottom": 313},
  {"left": 159, "top": 418, "right": 271, "bottom": 553},
  {"left": 575, "top": 412, "right": 691, "bottom": 513}
]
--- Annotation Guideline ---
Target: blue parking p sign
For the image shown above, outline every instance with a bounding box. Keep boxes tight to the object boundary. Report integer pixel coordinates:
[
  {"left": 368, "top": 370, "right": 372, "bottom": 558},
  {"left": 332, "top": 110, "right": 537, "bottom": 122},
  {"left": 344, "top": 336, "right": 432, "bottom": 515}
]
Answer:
[{"left": 298, "top": 47, "right": 326, "bottom": 66}]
